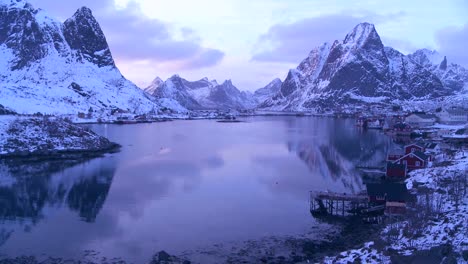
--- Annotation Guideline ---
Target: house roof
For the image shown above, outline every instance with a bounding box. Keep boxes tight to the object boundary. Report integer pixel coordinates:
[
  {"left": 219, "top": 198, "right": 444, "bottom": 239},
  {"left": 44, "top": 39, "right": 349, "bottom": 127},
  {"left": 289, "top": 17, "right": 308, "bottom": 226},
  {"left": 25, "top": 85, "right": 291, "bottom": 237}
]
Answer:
[
  {"left": 366, "top": 182, "right": 408, "bottom": 201},
  {"left": 394, "top": 151, "right": 429, "bottom": 163},
  {"left": 413, "top": 151, "right": 429, "bottom": 161},
  {"left": 405, "top": 143, "right": 423, "bottom": 150},
  {"left": 386, "top": 162, "right": 407, "bottom": 171},
  {"left": 424, "top": 143, "right": 438, "bottom": 149}
]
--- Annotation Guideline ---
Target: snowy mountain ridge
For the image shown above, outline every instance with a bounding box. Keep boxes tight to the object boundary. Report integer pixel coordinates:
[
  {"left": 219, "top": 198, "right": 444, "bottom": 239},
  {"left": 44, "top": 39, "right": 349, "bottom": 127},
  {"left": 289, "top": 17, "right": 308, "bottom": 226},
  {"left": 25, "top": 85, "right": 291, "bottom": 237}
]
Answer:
[
  {"left": 260, "top": 22, "right": 468, "bottom": 112},
  {"left": 253, "top": 78, "right": 283, "bottom": 104},
  {"left": 146, "top": 75, "right": 258, "bottom": 110},
  {"left": 0, "top": 0, "right": 185, "bottom": 115}
]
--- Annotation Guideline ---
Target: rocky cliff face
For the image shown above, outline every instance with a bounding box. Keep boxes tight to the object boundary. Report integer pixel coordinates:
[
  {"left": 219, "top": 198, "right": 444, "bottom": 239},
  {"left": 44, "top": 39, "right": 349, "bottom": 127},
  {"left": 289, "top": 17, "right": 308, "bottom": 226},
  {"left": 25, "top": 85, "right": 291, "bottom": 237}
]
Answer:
[
  {"left": 63, "top": 7, "right": 115, "bottom": 68},
  {"left": 260, "top": 23, "right": 468, "bottom": 111},
  {"left": 146, "top": 75, "right": 257, "bottom": 110},
  {"left": 0, "top": 0, "right": 184, "bottom": 114}
]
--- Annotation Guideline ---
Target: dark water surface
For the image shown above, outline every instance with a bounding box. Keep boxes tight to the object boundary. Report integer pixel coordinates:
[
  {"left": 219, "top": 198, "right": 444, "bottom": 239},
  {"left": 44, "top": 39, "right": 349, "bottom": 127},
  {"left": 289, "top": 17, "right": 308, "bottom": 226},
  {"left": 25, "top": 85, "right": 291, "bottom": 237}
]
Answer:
[{"left": 0, "top": 117, "right": 394, "bottom": 262}]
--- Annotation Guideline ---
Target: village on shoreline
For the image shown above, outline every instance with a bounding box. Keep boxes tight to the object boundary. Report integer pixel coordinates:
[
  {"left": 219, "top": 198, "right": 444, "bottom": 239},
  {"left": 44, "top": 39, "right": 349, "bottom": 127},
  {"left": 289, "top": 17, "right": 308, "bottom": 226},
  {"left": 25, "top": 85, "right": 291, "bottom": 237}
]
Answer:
[{"left": 315, "top": 106, "right": 468, "bottom": 263}]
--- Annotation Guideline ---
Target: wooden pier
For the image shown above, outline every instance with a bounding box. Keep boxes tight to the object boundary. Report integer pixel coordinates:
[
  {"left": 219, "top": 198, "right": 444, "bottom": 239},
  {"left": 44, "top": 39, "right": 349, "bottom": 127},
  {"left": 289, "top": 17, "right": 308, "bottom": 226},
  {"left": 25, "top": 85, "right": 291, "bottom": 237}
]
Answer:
[{"left": 309, "top": 191, "right": 369, "bottom": 217}]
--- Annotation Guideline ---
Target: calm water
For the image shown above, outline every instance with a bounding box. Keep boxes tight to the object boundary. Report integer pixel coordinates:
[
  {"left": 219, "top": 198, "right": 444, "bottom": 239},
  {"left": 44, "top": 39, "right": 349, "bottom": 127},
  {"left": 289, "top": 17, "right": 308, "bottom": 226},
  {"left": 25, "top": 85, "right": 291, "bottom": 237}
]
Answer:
[{"left": 0, "top": 116, "right": 394, "bottom": 262}]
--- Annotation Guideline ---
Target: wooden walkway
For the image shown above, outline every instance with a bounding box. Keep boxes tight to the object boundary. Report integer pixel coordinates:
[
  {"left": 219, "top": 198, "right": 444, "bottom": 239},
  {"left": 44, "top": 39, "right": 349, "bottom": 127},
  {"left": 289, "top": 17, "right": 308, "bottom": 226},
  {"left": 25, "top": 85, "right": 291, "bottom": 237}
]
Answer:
[{"left": 309, "top": 191, "right": 369, "bottom": 217}]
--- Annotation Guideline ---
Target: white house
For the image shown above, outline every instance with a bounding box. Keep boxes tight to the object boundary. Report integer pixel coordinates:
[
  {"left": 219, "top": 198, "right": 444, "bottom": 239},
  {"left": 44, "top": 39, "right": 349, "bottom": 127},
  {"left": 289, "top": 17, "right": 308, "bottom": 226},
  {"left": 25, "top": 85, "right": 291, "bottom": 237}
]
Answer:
[
  {"left": 436, "top": 107, "right": 468, "bottom": 124},
  {"left": 405, "top": 113, "right": 437, "bottom": 127}
]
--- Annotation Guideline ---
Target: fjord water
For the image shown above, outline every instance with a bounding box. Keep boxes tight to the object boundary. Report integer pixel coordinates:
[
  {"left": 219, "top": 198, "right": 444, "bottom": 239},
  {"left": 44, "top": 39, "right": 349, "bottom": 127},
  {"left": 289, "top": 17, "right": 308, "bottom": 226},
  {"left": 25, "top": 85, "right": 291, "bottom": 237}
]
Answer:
[{"left": 0, "top": 117, "right": 393, "bottom": 262}]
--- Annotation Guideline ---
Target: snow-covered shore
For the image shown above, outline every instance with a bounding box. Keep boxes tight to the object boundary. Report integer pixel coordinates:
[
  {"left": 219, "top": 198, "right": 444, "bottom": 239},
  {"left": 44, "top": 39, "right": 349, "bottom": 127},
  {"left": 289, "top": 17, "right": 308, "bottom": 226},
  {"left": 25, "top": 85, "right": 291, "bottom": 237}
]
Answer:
[
  {"left": 323, "top": 149, "right": 468, "bottom": 263},
  {"left": 0, "top": 115, "right": 119, "bottom": 159}
]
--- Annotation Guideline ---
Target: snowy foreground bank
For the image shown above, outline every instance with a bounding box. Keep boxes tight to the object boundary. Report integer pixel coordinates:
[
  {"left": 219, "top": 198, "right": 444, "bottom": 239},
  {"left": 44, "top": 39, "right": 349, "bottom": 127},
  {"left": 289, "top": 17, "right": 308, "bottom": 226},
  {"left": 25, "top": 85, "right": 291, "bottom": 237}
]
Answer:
[
  {"left": 324, "top": 150, "right": 468, "bottom": 263},
  {"left": 0, "top": 115, "right": 119, "bottom": 159}
]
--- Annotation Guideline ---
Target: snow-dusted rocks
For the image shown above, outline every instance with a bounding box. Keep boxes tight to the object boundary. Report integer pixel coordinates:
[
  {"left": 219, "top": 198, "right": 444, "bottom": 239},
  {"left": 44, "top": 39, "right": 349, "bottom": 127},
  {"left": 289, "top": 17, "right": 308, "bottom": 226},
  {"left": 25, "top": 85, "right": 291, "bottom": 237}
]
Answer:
[
  {"left": 260, "top": 22, "right": 468, "bottom": 111},
  {"left": 146, "top": 75, "right": 257, "bottom": 110},
  {"left": 0, "top": 0, "right": 184, "bottom": 115},
  {"left": 0, "top": 116, "right": 119, "bottom": 158},
  {"left": 408, "top": 49, "right": 468, "bottom": 92},
  {"left": 144, "top": 77, "right": 164, "bottom": 95},
  {"left": 253, "top": 78, "right": 282, "bottom": 104}
]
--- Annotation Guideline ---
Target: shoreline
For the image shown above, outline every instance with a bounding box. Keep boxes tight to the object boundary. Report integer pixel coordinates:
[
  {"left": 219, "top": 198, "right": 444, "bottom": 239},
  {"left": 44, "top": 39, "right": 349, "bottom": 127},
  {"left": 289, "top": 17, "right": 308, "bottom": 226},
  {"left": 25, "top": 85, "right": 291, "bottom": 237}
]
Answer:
[
  {"left": 0, "top": 116, "right": 122, "bottom": 161},
  {"left": 0, "top": 142, "right": 121, "bottom": 161}
]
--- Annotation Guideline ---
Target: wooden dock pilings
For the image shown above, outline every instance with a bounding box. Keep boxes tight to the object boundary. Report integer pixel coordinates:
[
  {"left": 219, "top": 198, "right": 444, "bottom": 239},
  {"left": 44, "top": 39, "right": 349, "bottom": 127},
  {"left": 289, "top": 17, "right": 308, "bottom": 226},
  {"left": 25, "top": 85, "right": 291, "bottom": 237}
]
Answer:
[{"left": 309, "top": 191, "right": 369, "bottom": 217}]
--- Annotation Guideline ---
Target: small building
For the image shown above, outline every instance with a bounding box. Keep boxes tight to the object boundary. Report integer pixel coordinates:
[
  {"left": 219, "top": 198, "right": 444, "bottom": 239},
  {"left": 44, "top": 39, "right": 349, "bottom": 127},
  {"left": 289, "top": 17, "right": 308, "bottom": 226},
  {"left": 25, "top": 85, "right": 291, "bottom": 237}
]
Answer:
[
  {"left": 393, "top": 151, "right": 430, "bottom": 170},
  {"left": 392, "top": 123, "right": 412, "bottom": 136},
  {"left": 386, "top": 162, "right": 407, "bottom": 180},
  {"left": 385, "top": 201, "right": 406, "bottom": 215},
  {"left": 436, "top": 107, "right": 468, "bottom": 124},
  {"left": 404, "top": 143, "right": 425, "bottom": 155},
  {"left": 366, "top": 182, "right": 408, "bottom": 205},
  {"left": 424, "top": 143, "right": 440, "bottom": 154},
  {"left": 405, "top": 113, "right": 437, "bottom": 127}
]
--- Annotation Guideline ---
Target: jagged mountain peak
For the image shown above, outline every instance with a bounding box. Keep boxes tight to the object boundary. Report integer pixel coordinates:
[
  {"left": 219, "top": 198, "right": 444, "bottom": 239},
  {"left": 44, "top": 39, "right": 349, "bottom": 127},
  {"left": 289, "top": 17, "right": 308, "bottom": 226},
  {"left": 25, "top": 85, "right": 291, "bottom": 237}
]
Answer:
[
  {"left": 63, "top": 6, "right": 114, "bottom": 67},
  {"left": 267, "top": 78, "right": 282, "bottom": 86},
  {"left": 439, "top": 56, "right": 448, "bottom": 71},
  {"left": 0, "top": 0, "right": 185, "bottom": 114},
  {"left": 409, "top": 48, "right": 444, "bottom": 66},
  {"left": 222, "top": 79, "right": 234, "bottom": 86},
  {"left": 343, "top": 22, "right": 380, "bottom": 48},
  {"left": 0, "top": 0, "right": 28, "bottom": 8},
  {"left": 74, "top": 6, "right": 93, "bottom": 17},
  {"left": 147, "top": 75, "right": 256, "bottom": 110},
  {"left": 144, "top": 76, "right": 164, "bottom": 94},
  {"left": 152, "top": 76, "right": 163, "bottom": 83},
  {"left": 260, "top": 22, "right": 467, "bottom": 112},
  {"left": 253, "top": 78, "right": 283, "bottom": 104}
]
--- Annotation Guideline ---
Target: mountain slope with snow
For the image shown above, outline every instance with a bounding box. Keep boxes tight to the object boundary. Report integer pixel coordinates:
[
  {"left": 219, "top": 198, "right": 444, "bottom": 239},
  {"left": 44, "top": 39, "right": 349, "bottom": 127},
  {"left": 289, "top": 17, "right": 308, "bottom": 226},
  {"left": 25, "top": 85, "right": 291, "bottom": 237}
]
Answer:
[
  {"left": 146, "top": 75, "right": 257, "bottom": 110},
  {"left": 0, "top": 0, "right": 185, "bottom": 115},
  {"left": 260, "top": 23, "right": 468, "bottom": 111},
  {"left": 253, "top": 78, "right": 283, "bottom": 104}
]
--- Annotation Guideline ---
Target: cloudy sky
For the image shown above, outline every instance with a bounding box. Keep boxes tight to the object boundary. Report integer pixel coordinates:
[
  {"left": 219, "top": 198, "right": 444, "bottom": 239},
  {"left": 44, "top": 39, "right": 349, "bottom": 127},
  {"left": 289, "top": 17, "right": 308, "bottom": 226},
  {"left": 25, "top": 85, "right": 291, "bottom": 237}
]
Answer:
[{"left": 29, "top": 0, "right": 468, "bottom": 91}]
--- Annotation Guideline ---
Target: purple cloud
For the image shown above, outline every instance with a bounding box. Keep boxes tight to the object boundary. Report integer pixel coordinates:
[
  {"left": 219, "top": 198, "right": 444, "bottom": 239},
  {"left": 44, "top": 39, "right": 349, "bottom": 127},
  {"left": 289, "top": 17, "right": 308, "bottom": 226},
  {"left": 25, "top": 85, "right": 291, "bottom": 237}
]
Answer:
[
  {"left": 436, "top": 23, "right": 468, "bottom": 67},
  {"left": 28, "top": 0, "right": 224, "bottom": 69},
  {"left": 251, "top": 15, "right": 363, "bottom": 63},
  {"left": 251, "top": 12, "right": 405, "bottom": 63},
  {"left": 181, "top": 49, "right": 225, "bottom": 69}
]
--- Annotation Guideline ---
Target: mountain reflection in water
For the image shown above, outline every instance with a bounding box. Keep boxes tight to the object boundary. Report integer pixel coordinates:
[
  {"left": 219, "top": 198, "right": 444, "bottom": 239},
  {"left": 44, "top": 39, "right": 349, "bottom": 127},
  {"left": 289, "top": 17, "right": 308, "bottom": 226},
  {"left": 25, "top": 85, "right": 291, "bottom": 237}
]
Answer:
[
  {"left": 0, "top": 117, "right": 397, "bottom": 262},
  {"left": 0, "top": 157, "right": 116, "bottom": 245},
  {"left": 257, "top": 118, "right": 396, "bottom": 196}
]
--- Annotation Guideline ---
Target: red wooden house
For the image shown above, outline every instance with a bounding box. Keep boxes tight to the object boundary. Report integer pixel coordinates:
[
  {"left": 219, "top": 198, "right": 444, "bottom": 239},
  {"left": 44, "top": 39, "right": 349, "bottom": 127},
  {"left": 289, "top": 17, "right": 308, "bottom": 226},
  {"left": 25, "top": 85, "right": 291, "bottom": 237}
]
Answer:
[
  {"left": 393, "top": 151, "right": 429, "bottom": 170},
  {"left": 404, "top": 144, "right": 424, "bottom": 155},
  {"left": 386, "top": 162, "right": 407, "bottom": 180}
]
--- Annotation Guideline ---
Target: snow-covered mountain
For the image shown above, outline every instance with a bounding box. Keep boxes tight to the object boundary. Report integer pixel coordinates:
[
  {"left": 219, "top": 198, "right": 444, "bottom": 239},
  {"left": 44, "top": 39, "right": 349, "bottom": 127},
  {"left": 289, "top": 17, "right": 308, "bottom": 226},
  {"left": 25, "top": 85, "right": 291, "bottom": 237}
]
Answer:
[
  {"left": 0, "top": 0, "right": 185, "bottom": 115},
  {"left": 146, "top": 75, "right": 257, "bottom": 110},
  {"left": 253, "top": 78, "right": 283, "bottom": 104},
  {"left": 143, "top": 77, "right": 164, "bottom": 95},
  {"left": 260, "top": 22, "right": 468, "bottom": 111}
]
